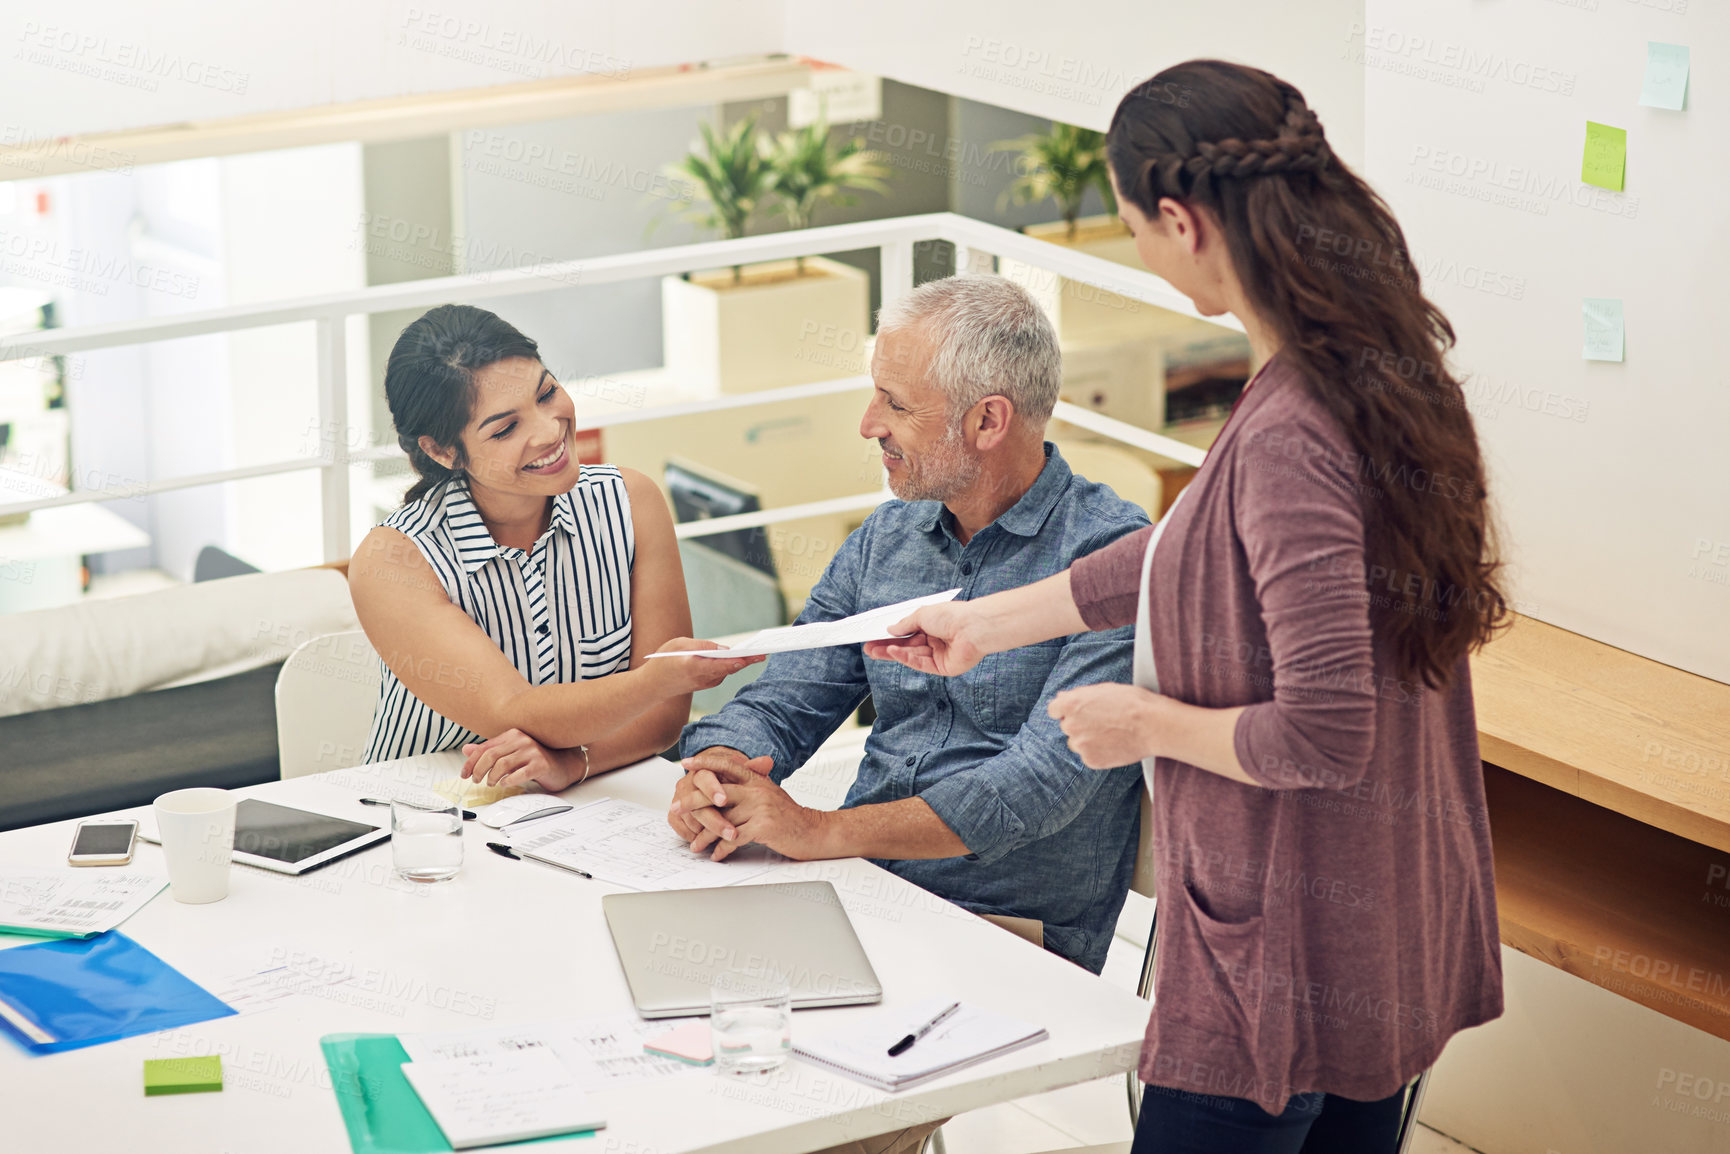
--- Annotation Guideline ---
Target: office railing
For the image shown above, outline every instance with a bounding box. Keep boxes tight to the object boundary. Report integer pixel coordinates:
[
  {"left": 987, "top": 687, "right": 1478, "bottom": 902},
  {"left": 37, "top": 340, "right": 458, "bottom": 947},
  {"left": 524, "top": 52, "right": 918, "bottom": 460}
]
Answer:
[{"left": 0, "top": 212, "right": 1227, "bottom": 562}]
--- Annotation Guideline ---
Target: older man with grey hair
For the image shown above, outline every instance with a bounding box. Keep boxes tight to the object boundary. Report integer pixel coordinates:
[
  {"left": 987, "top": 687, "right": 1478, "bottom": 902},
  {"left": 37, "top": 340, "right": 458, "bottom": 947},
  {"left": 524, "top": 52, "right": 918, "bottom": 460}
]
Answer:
[{"left": 671, "top": 271, "right": 1148, "bottom": 963}]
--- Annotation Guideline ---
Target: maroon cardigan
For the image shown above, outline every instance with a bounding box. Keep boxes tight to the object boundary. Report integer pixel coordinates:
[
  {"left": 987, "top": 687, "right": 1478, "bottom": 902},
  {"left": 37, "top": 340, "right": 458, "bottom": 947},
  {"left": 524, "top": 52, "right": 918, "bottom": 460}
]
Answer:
[{"left": 1072, "top": 352, "right": 1503, "bottom": 1114}]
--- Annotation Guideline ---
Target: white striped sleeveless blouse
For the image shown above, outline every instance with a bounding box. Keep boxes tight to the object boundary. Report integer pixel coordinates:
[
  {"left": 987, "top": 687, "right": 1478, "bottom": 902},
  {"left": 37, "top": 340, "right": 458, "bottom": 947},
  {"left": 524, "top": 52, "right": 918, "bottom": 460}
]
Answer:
[{"left": 361, "top": 467, "right": 635, "bottom": 763}]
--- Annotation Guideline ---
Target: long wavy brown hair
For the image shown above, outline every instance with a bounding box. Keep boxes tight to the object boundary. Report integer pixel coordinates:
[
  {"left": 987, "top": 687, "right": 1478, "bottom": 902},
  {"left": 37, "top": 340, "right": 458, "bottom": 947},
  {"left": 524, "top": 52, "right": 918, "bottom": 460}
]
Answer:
[{"left": 1109, "top": 59, "right": 1507, "bottom": 688}]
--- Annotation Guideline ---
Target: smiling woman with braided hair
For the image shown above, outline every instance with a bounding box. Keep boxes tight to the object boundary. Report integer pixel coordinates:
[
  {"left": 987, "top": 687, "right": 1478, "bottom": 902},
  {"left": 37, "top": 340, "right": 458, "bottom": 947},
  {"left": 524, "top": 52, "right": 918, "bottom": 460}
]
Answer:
[{"left": 867, "top": 60, "right": 1507, "bottom": 1152}]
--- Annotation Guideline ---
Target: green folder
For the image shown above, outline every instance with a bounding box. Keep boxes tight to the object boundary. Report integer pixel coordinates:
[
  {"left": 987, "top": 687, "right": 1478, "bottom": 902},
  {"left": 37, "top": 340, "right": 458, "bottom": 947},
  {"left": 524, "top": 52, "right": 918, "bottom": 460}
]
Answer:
[{"left": 318, "top": 1034, "right": 589, "bottom": 1153}]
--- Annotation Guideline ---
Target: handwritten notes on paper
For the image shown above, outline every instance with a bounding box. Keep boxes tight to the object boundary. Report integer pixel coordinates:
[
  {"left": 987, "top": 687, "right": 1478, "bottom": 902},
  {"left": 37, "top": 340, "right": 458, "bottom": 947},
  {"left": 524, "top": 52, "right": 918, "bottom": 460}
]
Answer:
[
  {"left": 399, "top": 1012, "right": 706, "bottom": 1094},
  {"left": 0, "top": 869, "right": 166, "bottom": 937},
  {"left": 501, "top": 798, "right": 782, "bottom": 891},
  {"left": 399, "top": 1049, "right": 603, "bottom": 1149},
  {"left": 1582, "top": 122, "right": 1627, "bottom": 192},
  {"left": 1583, "top": 299, "right": 1625, "bottom": 363},
  {"left": 1640, "top": 42, "right": 1690, "bottom": 111}
]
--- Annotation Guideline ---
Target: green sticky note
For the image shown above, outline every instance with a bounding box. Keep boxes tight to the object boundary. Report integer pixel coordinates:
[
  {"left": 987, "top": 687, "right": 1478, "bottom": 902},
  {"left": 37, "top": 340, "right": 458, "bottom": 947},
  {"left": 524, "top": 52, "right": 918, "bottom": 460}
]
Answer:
[
  {"left": 1582, "top": 122, "right": 1626, "bottom": 191},
  {"left": 1639, "top": 42, "right": 1689, "bottom": 111},
  {"left": 144, "top": 1055, "right": 223, "bottom": 1096}
]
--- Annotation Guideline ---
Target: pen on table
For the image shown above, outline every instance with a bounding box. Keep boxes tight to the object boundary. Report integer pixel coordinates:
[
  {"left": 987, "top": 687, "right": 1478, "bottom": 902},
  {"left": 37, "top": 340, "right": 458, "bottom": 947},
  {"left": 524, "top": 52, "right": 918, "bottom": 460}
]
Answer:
[
  {"left": 887, "top": 1001, "right": 961, "bottom": 1057},
  {"left": 360, "top": 797, "right": 476, "bottom": 821},
  {"left": 486, "top": 841, "right": 593, "bottom": 879},
  {"left": 500, "top": 805, "right": 573, "bottom": 828}
]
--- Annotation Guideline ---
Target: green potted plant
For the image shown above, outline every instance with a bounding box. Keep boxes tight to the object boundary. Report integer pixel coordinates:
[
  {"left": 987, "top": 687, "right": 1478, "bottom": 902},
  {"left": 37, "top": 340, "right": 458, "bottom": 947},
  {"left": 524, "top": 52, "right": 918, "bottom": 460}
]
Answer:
[
  {"left": 763, "top": 111, "right": 891, "bottom": 273},
  {"left": 662, "top": 114, "right": 775, "bottom": 283},
  {"left": 992, "top": 121, "right": 1117, "bottom": 242},
  {"left": 658, "top": 110, "right": 879, "bottom": 396}
]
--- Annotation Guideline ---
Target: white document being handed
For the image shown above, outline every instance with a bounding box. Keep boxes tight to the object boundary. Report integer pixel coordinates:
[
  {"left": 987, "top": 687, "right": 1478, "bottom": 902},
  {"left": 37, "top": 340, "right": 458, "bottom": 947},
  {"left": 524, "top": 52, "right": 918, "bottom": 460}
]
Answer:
[
  {"left": 499, "top": 797, "right": 783, "bottom": 891},
  {"left": 399, "top": 1048, "right": 604, "bottom": 1149},
  {"left": 644, "top": 588, "right": 961, "bottom": 660},
  {"left": 794, "top": 997, "right": 1049, "bottom": 1092}
]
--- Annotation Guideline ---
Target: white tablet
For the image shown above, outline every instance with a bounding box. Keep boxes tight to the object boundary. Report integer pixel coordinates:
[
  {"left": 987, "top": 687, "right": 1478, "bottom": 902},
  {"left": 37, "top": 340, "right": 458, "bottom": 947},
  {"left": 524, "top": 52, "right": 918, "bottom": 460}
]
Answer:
[{"left": 140, "top": 799, "right": 388, "bottom": 875}]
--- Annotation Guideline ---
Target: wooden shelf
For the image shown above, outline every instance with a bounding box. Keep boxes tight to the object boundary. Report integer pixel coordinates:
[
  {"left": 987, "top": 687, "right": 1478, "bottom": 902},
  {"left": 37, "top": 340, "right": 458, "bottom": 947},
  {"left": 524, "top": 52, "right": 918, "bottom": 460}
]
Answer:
[
  {"left": 1471, "top": 613, "right": 1730, "bottom": 853},
  {"left": 1486, "top": 765, "right": 1730, "bottom": 1041}
]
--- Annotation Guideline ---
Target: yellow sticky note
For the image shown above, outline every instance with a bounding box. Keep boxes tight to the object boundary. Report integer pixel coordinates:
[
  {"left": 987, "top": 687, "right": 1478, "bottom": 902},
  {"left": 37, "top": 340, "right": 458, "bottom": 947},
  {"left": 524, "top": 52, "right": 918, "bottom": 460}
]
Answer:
[{"left": 1582, "top": 121, "right": 1626, "bottom": 192}]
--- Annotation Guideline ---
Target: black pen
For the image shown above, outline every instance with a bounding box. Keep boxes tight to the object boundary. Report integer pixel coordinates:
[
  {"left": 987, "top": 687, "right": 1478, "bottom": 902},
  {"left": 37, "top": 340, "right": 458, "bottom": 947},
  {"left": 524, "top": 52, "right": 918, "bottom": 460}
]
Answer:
[
  {"left": 361, "top": 797, "right": 476, "bottom": 821},
  {"left": 486, "top": 841, "right": 593, "bottom": 879},
  {"left": 887, "top": 1001, "right": 961, "bottom": 1057}
]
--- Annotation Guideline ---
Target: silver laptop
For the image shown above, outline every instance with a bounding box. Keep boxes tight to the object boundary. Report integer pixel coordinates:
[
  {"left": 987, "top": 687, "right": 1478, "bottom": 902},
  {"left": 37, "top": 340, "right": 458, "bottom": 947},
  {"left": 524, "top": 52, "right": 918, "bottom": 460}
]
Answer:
[{"left": 602, "top": 881, "right": 884, "bottom": 1018}]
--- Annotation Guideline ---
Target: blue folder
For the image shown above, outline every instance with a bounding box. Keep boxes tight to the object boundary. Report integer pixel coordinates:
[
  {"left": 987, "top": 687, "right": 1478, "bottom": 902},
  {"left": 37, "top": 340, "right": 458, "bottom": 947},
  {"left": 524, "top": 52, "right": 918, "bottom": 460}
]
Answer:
[{"left": 0, "top": 930, "right": 235, "bottom": 1054}]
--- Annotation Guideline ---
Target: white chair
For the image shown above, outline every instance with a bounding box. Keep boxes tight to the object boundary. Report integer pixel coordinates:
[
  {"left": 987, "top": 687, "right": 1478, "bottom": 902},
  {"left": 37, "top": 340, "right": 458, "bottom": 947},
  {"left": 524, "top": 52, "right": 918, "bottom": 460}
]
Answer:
[{"left": 273, "top": 629, "right": 380, "bottom": 779}]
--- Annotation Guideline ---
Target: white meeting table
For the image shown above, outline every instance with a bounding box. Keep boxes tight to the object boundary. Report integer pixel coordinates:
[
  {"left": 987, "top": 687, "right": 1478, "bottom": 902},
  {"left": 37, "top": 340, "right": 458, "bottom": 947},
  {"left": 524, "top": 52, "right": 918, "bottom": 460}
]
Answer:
[{"left": 0, "top": 752, "right": 1151, "bottom": 1154}]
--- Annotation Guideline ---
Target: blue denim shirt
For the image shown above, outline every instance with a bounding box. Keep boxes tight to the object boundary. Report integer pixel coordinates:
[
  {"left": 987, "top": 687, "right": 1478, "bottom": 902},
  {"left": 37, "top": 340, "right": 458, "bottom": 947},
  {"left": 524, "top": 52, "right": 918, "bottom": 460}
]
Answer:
[{"left": 683, "top": 444, "right": 1149, "bottom": 973}]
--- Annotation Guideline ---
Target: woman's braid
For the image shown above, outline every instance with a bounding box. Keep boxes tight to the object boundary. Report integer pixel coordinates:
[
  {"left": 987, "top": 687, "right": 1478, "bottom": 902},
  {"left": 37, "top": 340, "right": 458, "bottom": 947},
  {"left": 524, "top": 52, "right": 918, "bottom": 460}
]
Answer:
[{"left": 1140, "top": 93, "right": 1331, "bottom": 198}]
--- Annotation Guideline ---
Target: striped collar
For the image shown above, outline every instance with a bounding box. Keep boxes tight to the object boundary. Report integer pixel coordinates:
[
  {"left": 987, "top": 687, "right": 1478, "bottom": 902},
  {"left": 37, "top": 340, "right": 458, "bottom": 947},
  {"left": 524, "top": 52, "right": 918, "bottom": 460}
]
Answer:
[{"left": 439, "top": 475, "right": 580, "bottom": 574}]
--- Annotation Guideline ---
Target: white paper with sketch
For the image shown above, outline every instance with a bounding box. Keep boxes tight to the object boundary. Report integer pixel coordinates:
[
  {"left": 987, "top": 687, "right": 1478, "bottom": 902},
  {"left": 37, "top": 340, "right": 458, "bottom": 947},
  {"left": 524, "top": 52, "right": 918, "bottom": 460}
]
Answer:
[
  {"left": 644, "top": 588, "right": 961, "bottom": 659},
  {"left": 398, "top": 1012, "right": 706, "bottom": 1094},
  {"left": 0, "top": 869, "right": 166, "bottom": 937},
  {"left": 400, "top": 1049, "right": 605, "bottom": 1149},
  {"left": 498, "top": 797, "right": 784, "bottom": 890}
]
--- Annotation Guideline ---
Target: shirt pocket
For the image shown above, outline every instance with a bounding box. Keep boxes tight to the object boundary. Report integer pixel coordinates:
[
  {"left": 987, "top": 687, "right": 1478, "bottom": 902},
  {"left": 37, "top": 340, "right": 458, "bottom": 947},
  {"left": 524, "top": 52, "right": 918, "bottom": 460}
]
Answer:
[
  {"left": 577, "top": 615, "right": 633, "bottom": 678},
  {"left": 969, "top": 640, "right": 1063, "bottom": 736}
]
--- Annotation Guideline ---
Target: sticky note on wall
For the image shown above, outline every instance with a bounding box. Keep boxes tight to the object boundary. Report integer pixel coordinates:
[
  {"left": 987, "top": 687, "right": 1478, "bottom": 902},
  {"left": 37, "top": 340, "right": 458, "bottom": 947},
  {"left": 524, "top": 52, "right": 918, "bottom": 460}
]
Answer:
[
  {"left": 1582, "top": 122, "right": 1626, "bottom": 191},
  {"left": 1582, "top": 298, "right": 1624, "bottom": 362},
  {"left": 1639, "top": 42, "right": 1689, "bottom": 110}
]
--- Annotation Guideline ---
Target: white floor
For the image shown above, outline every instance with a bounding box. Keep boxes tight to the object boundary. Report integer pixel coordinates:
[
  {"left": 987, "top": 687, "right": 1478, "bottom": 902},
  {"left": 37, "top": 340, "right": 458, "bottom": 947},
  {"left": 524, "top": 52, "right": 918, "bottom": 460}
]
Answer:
[{"left": 783, "top": 732, "right": 1485, "bottom": 1154}]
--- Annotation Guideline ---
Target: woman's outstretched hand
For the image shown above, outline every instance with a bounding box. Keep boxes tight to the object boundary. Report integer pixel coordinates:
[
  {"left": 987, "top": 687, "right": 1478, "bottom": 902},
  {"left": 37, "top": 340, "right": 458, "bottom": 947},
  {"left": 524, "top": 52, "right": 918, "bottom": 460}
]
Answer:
[{"left": 863, "top": 601, "right": 992, "bottom": 677}]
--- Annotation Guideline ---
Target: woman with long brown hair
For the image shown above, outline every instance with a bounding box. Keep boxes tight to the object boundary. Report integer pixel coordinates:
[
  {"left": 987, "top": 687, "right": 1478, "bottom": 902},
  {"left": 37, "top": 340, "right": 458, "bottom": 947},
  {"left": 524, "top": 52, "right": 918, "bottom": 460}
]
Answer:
[{"left": 867, "top": 60, "right": 1506, "bottom": 1152}]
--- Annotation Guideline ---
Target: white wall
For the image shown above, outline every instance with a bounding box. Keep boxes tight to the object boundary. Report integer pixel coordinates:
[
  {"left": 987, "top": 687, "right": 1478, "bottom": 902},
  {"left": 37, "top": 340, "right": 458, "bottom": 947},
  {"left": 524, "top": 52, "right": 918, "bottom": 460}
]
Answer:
[
  {"left": 4, "top": 0, "right": 785, "bottom": 140},
  {"left": 1363, "top": 0, "right": 1729, "bottom": 684},
  {"left": 219, "top": 144, "right": 372, "bottom": 571},
  {"left": 784, "top": 0, "right": 1367, "bottom": 168}
]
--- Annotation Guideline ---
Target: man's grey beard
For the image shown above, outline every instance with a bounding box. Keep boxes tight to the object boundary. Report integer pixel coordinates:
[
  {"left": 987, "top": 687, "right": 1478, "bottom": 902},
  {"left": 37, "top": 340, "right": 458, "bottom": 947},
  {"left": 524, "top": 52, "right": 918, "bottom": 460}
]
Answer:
[{"left": 886, "top": 421, "right": 981, "bottom": 504}]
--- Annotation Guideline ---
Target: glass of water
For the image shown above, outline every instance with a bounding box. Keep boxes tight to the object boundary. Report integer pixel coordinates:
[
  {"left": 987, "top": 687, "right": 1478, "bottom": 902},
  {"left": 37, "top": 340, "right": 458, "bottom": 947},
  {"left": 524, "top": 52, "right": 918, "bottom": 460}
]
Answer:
[
  {"left": 391, "top": 799, "right": 463, "bottom": 883},
  {"left": 710, "top": 972, "right": 791, "bottom": 1075}
]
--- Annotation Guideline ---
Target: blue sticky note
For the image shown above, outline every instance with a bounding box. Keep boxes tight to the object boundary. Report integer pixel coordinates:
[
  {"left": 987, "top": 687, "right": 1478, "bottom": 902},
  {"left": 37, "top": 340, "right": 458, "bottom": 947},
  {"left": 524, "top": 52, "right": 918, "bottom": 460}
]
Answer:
[
  {"left": 1583, "top": 298, "right": 1624, "bottom": 362},
  {"left": 1639, "top": 42, "right": 1689, "bottom": 111}
]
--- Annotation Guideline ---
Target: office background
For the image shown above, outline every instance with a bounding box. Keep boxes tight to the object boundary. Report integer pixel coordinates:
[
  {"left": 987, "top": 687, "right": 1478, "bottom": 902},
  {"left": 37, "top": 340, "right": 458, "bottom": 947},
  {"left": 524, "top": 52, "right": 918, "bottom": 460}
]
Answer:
[{"left": 0, "top": 4, "right": 1725, "bottom": 1153}]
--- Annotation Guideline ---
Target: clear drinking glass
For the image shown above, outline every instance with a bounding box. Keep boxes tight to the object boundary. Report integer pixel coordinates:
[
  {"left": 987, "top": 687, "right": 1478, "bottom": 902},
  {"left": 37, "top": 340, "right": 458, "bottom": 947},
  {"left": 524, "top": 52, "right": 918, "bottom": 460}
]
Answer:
[
  {"left": 709, "top": 972, "right": 792, "bottom": 1075},
  {"left": 391, "top": 799, "right": 463, "bottom": 883}
]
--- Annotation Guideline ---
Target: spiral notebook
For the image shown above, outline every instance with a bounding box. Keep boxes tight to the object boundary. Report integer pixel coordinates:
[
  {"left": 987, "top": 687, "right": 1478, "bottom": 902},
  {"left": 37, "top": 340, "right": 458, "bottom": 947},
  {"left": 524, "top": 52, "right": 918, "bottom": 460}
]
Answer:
[{"left": 793, "top": 998, "right": 1047, "bottom": 1092}]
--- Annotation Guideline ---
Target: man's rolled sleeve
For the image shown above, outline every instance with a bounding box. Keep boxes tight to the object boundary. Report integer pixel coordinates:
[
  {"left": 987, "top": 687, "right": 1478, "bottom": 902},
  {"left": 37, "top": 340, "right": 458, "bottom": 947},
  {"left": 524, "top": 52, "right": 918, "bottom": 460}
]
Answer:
[
  {"left": 919, "top": 773, "right": 1027, "bottom": 864},
  {"left": 916, "top": 629, "right": 1137, "bottom": 864}
]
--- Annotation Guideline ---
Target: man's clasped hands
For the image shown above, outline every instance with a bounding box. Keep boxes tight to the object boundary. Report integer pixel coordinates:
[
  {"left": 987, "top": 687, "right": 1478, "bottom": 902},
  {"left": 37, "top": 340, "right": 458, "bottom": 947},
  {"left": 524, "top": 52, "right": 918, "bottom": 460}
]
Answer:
[{"left": 667, "top": 746, "right": 828, "bottom": 862}]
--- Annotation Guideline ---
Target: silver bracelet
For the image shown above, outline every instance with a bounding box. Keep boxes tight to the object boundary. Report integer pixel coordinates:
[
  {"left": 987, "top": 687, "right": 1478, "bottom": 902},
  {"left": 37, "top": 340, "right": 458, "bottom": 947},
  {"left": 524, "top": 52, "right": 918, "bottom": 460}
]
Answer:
[{"left": 575, "top": 744, "right": 592, "bottom": 785}]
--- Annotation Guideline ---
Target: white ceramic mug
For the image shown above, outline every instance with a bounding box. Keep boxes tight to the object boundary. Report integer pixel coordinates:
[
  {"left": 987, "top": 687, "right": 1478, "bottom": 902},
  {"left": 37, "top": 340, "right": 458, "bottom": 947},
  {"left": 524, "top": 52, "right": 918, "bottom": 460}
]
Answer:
[{"left": 153, "top": 788, "right": 236, "bottom": 904}]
